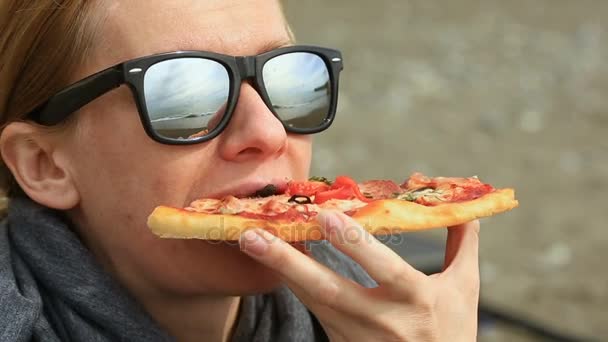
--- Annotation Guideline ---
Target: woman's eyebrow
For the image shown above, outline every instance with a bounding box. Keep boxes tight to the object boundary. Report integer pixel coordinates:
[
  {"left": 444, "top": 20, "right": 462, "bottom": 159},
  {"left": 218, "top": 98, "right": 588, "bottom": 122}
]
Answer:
[{"left": 256, "top": 38, "right": 294, "bottom": 54}]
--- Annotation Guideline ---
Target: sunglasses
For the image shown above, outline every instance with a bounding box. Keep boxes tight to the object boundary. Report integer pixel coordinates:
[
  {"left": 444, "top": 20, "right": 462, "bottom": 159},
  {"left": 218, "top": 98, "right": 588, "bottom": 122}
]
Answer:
[{"left": 26, "top": 45, "right": 343, "bottom": 144}]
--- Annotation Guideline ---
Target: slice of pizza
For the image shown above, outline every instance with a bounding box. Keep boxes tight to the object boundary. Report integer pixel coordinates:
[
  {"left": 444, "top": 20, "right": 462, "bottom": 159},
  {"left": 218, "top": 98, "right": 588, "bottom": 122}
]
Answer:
[{"left": 147, "top": 172, "right": 518, "bottom": 242}]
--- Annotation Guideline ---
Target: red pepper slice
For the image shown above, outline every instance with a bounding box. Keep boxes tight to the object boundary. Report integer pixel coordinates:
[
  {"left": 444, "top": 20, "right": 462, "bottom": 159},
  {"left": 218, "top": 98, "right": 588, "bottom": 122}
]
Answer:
[
  {"left": 287, "top": 181, "right": 330, "bottom": 197},
  {"left": 333, "top": 175, "right": 358, "bottom": 187},
  {"left": 313, "top": 175, "right": 373, "bottom": 204},
  {"left": 335, "top": 175, "right": 373, "bottom": 202},
  {"left": 313, "top": 186, "right": 354, "bottom": 204}
]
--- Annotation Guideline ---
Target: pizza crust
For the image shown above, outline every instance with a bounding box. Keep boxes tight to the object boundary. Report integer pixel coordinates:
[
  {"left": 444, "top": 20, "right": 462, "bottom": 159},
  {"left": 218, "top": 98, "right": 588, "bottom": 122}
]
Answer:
[{"left": 147, "top": 188, "right": 518, "bottom": 242}]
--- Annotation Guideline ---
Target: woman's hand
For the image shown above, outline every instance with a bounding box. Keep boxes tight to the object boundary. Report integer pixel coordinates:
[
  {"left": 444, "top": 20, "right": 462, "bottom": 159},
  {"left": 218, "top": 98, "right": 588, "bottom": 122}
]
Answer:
[{"left": 239, "top": 211, "right": 480, "bottom": 342}]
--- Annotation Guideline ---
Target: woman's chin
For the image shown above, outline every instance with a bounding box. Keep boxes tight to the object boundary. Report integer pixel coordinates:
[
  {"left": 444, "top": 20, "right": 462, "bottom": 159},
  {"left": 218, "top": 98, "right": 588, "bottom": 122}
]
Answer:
[
  {"left": 236, "top": 273, "right": 284, "bottom": 296},
  {"left": 153, "top": 239, "right": 306, "bottom": 296},
  {"left": 203, "top": 241, "right": 287, "bottom": 295},
  {"left": 220, "top": 241, "right": 309, "bottom": 296}
]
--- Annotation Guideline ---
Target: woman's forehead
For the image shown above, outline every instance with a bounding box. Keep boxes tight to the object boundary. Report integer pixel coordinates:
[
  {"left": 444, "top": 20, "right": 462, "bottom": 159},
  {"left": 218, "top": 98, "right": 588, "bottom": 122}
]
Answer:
[{"left": 91, "top": 0, "right": 290, "bottom": 67}]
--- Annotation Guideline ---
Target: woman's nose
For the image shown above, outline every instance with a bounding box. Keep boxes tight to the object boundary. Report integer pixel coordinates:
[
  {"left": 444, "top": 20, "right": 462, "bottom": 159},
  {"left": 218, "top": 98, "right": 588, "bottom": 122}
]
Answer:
[{"left": 216, "top": 83, "right": 287, "bottom": 162}]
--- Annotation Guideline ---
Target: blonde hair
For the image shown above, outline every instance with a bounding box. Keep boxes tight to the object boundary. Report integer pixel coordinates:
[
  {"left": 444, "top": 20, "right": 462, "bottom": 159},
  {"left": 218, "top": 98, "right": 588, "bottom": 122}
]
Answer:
[{"left": 0, "top": 0, "right": 105, "bottom": 196}]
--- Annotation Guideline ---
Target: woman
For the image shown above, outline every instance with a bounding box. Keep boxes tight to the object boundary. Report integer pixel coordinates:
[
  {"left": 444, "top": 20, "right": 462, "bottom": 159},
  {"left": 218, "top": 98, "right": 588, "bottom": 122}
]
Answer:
[{"left": 0, "top": 0, "right": 480, "bottom": 341}]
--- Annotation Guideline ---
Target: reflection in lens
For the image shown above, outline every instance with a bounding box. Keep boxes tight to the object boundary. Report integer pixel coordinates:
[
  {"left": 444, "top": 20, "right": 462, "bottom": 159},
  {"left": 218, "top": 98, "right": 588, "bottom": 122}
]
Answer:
[
  {"left": 144, "top": 58, "right": 229, "bottom": 140},
  {"left": 262, "top": 52, "right": 330, "bottom": 129}
]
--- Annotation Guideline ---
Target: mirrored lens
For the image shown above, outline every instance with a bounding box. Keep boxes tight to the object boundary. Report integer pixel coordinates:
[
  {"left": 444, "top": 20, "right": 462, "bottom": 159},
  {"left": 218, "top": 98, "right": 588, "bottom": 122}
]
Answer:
[
  {"left": 262, "top": 52, "right": 331, "bottom": 129},
  {"left": 144, "top": 58, "right": 229, "bottom": 140}
]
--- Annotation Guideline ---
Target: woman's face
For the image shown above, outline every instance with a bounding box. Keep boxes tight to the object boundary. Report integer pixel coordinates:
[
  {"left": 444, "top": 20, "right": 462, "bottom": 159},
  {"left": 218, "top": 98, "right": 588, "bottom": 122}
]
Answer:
[{"left": 62, "top": 0, "right": 312, "bottom": 296}]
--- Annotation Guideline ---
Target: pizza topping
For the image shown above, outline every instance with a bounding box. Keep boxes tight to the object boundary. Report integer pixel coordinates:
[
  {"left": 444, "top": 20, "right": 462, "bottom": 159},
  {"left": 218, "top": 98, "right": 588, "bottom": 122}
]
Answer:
[
  {"left": 259, "top": 198, "right": 293, "bottom": 214},
  {"left": 403, "top": 172, "right": 434, "bottom": 189},
  {"left": 252, "top": 184, "right": 280, "bottom": 198},
  {"left": 313, "top": 186, "right": 353, "bottom": 204},
  {"left": 186, "top": 192, "right": 368, "bottom": 221},
  {"left": 446, "top": 183, "right": 494, "bottom": 202},
  {"left": 286, "top": 176, "right": 371, "bottom": 204},
  {"left": 184, "top": 173, "right": 498, "bottom": 219},
  {"left": 308, "top": 176, "right": 333, "bottom": 185},
  {"left": 399, "top": 173, "right": 495, "bottom": 206},
  {"left": 397, "top": 187, "right": 450, "bottom": 205},
  {"left": 187, "top": 198, "right": 222, "bottom": 213},
  {"left": 238, "top": 206, "right": 313, "bottom": 222},
  {"left": 358, "top": 180, "right": 403, "bottom": 200},
  {"left": 318, "top": 198, "right": 368, "bottom": 212},
  {"left": 314, "top": 176, "right": 373, "bottom": 204},
  {"left": 397, "top": 187, "right": 439, "bottom": 202},
  {"left": 218, "top": 196, "right": 245, "bottom": 214},
  {"left": 402, "top": 172, "right": 489, "bottom": 191},
  {"left": 287, "top": 181, "right": 330, "bottom": 197},
  {"left": 288, "top": 195, "right": 313, "bottom": 204}
]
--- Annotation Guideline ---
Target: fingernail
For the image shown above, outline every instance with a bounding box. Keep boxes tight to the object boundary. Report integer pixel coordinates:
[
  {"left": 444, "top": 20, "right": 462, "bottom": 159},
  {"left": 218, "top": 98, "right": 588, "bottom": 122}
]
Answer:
[
  {"left": 239, "top": 229, "right": 269, "bottom": 256},
  {"left": 317, "top": 210, "right": 342, "bottom": 237}
]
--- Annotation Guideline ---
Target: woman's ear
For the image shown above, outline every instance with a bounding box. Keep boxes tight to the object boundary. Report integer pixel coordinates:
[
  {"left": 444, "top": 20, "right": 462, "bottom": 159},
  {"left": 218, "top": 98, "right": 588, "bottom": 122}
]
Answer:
[{"left": 0, "top": 121, "right": 79, "bottom": 210}]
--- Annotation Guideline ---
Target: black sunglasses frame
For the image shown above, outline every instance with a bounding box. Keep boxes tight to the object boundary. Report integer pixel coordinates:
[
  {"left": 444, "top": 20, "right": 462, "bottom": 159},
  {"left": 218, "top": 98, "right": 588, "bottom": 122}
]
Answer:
[{"left": 27, "top": 45, "right": 343, "bottom": 145}]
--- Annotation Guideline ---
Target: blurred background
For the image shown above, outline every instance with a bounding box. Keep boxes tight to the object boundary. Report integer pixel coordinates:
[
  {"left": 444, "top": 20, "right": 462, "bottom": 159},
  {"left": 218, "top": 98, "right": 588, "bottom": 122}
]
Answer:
[{"left": 285, "top": 1, "right": 607, "bottom": 341}]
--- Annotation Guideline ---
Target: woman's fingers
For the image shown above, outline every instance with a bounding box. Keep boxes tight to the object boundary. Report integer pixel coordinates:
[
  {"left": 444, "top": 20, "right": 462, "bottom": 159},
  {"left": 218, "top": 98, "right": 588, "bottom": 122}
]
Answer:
[
  {"left": 317, "top": 210, "right": 424, "bottom": 297},
  {"left": 238, "top": 228, "right": 367, "bottom": 313},
  {"left": 443, "top": 220, "right": 480, "bottom": 287}
]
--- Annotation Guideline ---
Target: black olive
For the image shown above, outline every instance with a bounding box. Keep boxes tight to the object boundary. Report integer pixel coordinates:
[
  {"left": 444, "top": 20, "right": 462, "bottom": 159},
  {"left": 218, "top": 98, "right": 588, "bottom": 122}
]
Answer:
[
  {"left": 288, "top": 195, "right": 312, "bottom": 204},
  {"left": 252, "top": 184, "right": 278, "bottom": 198}
]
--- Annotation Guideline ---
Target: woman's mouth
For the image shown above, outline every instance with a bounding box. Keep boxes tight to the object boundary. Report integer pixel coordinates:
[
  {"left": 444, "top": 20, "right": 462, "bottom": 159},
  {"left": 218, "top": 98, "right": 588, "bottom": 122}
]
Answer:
[{"left": 206, "top": 179, "right": 289, "bottom": 200}]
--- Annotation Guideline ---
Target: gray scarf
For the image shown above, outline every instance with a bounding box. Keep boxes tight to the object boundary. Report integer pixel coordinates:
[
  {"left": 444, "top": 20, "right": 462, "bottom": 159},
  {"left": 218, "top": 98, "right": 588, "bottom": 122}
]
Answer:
[{"left": 0, "top": 197, "right": 374, "bottom": 341}]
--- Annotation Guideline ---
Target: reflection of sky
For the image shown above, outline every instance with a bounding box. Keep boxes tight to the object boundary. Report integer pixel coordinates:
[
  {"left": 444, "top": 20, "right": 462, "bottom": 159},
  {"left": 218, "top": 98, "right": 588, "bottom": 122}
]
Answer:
[
  {"left": 263, "top": 53, "right": 329, "bottom": 106},
  {"left": 144, "top": 58, "right": 229, "bottom": 120}
]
